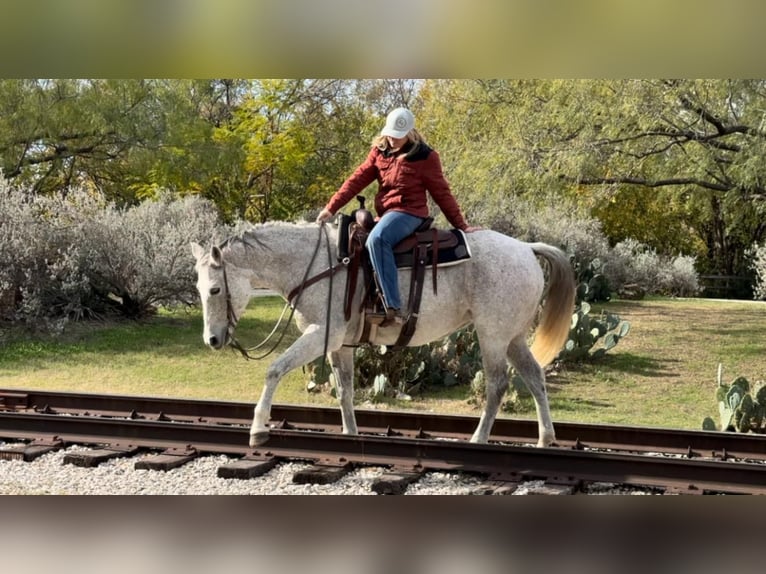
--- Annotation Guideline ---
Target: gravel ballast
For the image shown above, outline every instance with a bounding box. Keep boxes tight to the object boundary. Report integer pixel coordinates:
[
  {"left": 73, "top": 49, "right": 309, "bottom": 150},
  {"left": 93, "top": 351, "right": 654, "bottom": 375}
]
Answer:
[
  {"left": 0, "top": 444, "right": 489, "bottom": 495},
  {"left": 0, "top": 442, "right": 663, "bottom": 494}
]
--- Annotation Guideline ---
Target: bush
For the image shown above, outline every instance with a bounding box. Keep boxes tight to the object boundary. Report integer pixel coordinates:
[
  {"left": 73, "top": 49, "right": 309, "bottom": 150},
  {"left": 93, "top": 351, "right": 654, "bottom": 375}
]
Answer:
[
  {"left": 751, "top": 243, "right": 766, "bottom": 301},
  {"left": 664, "top": 254, "right": 701, "bottom": 297},
  {"left": 0, "top": 180, "right": 225, "bottom": 330},
  {"left": 80, "top": 192, "right": 224, "bottom": 317},
  {"left": 0, "top": 183, "right": 104, "bottom": 330},
  {"left": 304, "top": 327, "right": 484, "bottom": 400},
  {"left": 468, "top": 195, "right": 700, "bottom": 298},
  {"left": 604, "top": 238, "right": 700, "bottom": 297},
  {"left": 557, "top": 301, "right": 630, "bottom": 362}
]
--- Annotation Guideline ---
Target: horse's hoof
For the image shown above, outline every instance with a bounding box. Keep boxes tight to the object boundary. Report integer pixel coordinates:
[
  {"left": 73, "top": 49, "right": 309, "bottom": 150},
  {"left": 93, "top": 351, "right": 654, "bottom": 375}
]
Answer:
[{"left": 249, "top": 431, "right": 270, "bottom": 447}]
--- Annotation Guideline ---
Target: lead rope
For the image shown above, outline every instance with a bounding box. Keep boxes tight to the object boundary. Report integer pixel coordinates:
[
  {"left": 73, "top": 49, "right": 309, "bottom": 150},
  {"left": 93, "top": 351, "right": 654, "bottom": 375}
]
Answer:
[{"left": 226, "top": 224, "right": 333, "bottom": 362}]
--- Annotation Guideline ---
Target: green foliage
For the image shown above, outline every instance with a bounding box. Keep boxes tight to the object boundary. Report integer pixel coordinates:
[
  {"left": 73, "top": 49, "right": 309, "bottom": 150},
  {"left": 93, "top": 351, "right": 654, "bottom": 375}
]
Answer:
[
  {"left": 557, "top": 302, "right": 630, "bottom": 363},
  {"left": 0, "top": 79, "right": 386, "bottom": 223},
  {"left": 574, "top": 258, "right": 612, "bottom": 303},
  {"left": 304, "top": 327, "right": 484, "bottom": 401},
  {"left": 422, "top": 79, "right": 766, "bottom": 283},
  {"left": 703, "top": 365, "right": 766, "bottom": 433},
  {"left": 306, "top": 326, "right": 532, "bottom": 413},
  {"left": 355, "top": 327, "right": 483, "bottom": 399},
  {"left": 6, "top": 78, "right": 766, "bottom": 286},
  {"left": 0, "top": 79, "right": 210, "bottom": 202}
]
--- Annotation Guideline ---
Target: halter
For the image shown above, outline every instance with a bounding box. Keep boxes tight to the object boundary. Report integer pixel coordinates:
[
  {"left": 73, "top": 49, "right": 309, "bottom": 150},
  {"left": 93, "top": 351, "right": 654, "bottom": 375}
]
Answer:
[{"left": 218, "top": 224, "right": 337, "bottom": 362}]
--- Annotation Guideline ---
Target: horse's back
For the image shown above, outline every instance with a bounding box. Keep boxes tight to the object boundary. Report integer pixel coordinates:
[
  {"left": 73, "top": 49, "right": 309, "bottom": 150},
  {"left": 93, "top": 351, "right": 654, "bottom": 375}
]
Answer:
[
  {"left": 376, "top": 230, "right": 544, "bottom": 347},
  {"left": 466, "top": 230, "right": 545, "bottom": 295}
]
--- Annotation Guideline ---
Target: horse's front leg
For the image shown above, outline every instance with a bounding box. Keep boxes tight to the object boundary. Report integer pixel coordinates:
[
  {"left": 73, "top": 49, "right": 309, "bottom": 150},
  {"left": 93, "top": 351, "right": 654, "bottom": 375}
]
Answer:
[
  {"left": 250, "top": 324, "right": 326, "bottom": 447},
  {"left": 328, "top": 346, "right": 357, "bottom": 435}
]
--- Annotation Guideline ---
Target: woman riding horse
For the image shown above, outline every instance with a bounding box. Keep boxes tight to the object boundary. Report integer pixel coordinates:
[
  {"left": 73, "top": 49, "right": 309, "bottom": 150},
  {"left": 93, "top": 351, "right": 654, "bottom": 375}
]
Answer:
[{"left": 315, "top": 108, "right": 481, "bottom": 327}]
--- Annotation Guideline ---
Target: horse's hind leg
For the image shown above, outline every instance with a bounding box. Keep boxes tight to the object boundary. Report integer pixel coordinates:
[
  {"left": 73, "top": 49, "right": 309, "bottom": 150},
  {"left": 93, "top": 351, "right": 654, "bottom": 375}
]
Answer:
[
  {"left": 470, "top": 342, "right": 510, "bottom": 444},
  {"left": 507, "top": 337, "right": 555, "bottom": 447},
  {"left": 328, "top": 346, "right": 358, "bottom": 435}
]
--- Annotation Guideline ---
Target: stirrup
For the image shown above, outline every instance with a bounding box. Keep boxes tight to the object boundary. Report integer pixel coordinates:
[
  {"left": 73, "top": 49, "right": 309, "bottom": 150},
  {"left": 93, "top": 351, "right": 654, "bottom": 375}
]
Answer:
[
  {"left": 380, "top": 308, "right": 406, "bottom": 328},
  {"left": 366, "top": 311, "right": 388, "bottom": 326}
]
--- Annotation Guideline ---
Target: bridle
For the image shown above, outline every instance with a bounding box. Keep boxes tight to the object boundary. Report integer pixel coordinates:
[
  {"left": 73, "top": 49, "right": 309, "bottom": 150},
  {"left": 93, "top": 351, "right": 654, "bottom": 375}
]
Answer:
[{"left": 218, "top": 224, "right": 340, "bottom": 362}]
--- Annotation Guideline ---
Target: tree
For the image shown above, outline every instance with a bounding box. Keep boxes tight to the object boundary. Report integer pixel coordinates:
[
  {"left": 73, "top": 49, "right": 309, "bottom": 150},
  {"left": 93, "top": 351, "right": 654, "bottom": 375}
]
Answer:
[
  {"left": 420, "top": 79, "right": 766, "bottom": 281},
  {"left": 567, "top": 79, "right": 766, "bottom": 278},
  {"left": 212, "top": 79, "right": 373, "bottom": 222},
  {"left": 0, "top": 79, "right": 171, "bottom": 200}
]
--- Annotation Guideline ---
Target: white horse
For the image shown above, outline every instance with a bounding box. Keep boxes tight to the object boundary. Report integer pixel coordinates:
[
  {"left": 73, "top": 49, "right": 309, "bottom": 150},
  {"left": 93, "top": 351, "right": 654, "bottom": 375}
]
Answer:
[{"left": 191, "top": 221, "right": 575, "bottom": 448}]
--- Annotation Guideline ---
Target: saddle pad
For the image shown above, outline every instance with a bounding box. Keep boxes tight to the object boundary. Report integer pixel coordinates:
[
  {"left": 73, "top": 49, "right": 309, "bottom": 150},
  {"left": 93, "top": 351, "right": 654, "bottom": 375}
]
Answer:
[{"left": 394, "top": 229, "right": 472, "bottom": 269}]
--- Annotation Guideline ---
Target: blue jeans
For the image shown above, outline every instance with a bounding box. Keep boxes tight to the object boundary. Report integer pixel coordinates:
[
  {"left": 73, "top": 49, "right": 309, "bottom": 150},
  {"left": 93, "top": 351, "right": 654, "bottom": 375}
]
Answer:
[{"left": 367, "top": 210, "right": 424, "bottom": 311}]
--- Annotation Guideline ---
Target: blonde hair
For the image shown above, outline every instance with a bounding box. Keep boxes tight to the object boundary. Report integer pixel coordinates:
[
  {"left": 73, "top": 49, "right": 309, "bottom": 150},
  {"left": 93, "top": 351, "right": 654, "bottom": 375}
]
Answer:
[{"left": 373, "top": 128, "right": 427, "bottom": 155}]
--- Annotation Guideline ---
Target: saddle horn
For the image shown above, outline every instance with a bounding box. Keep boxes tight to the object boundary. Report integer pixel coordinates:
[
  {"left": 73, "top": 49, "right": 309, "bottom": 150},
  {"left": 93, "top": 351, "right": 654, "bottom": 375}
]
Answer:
[{"left": 354, "top": 195, "right": 374, "bottom": 231}]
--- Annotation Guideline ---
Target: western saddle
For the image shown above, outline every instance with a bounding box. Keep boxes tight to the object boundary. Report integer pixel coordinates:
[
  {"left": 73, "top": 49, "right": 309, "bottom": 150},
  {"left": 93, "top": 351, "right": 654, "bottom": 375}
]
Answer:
[{"left": 337, "top": 196, "right": 461, "bottom": 346}]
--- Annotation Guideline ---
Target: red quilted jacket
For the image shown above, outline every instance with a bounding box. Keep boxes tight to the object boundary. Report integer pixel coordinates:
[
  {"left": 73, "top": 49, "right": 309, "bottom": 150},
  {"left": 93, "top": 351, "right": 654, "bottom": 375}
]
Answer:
[{"left": 325, "top": 143, "right": 468, "bottom": 231}]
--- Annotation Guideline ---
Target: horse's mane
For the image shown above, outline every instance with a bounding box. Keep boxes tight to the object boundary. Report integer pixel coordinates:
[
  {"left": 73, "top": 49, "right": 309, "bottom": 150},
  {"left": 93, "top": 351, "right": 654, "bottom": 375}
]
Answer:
[{"left": 220, "top": 220, "right": 318, "bottom": 253}]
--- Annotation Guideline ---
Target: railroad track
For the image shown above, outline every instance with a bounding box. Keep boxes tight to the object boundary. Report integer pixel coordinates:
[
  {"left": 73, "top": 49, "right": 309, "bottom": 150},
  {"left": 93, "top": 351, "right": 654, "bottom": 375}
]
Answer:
[{"left": 1, "top": 388, "right": 765, "bottom": 494}]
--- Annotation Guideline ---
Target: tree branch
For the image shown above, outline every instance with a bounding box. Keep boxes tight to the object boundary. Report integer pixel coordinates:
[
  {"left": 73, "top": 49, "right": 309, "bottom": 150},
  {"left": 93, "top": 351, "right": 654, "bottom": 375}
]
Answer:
[{"left": 572, "top": 175, "right": 732, "bottom": 192}]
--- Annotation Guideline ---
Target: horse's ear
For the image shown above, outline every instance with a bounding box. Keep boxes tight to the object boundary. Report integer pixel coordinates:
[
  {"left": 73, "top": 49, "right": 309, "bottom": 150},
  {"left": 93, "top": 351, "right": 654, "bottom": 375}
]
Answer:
[
  {"left": 210, "top": 245, "right": 223, "bottom": 267},
  {"left": 190, "top": 242, "right": 205, "bottom": 261}
]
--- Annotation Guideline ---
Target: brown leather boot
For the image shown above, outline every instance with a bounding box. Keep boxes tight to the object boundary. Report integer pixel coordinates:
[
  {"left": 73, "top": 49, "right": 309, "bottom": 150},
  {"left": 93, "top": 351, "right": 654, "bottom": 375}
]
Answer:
[{"left": 380, "top": 308, "right": 406, "bottom": 327}]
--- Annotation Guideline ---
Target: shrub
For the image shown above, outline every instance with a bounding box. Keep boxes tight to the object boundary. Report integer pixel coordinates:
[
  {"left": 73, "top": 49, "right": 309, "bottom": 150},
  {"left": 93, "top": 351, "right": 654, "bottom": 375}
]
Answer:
[
  {"left": 0, "top": 181, "right": 225, "bottom": 329},
  {"left": 0, "top": 183, "right": 105, "bottom": 330},
  {"left": 575, "top": 258, "right": 612, "bottom": 303},
  {"left": 663, "top": 254, "right": 701, "bottom": 297},
  {"left": 304, "top": 327, "right": 484, "bottom": 400},
  {"left": 751, "top": 243, "right": 766, "bottom": 301},
  {"left": 468, "top": 194, "right": 700, "bottom": 298},
  {"left": 604, "top": 238, "right": 700, "bottom": 297},
  {"left": 80, "top": 192, "right": 224, "bottom": 317}
]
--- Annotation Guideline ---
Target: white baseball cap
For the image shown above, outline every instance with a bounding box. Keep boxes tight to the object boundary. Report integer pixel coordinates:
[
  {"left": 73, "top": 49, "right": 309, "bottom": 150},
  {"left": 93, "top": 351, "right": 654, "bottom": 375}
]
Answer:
[{"left": 381, "top": 107, "right": 415, "bottom": 138}]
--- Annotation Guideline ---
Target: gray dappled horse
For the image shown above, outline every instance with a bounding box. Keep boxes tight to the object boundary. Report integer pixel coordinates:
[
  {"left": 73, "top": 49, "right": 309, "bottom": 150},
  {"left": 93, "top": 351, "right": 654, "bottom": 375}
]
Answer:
[{"left": 191, "top": 221, "right": 575, "bottom": 448}]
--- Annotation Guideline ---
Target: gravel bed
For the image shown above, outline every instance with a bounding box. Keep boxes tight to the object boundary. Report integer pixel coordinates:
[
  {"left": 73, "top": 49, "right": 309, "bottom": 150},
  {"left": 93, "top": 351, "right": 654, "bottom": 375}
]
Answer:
[
  {"left": 0, "top": 442, "right": 675, "bottom": 495},
  {"left": 0, "top": 443, "right": 490, "bottom": 495}
]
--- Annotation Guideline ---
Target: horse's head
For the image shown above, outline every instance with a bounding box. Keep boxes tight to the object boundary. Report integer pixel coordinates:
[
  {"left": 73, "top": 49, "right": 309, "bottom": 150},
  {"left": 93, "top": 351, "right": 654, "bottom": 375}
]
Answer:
[{"left": 191, "top": 242, "right": 253, "bottom": 350}]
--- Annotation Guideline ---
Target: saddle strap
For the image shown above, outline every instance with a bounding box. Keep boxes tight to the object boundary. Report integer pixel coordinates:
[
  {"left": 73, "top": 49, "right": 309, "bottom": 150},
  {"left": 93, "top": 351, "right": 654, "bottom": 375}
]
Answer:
[
  {"left": 344, "top": 236, "right": 364, "bottom": 321},
  {"left": 286, "top": 262, "right": 345, "bottom": 305},
  {"left": 343, "top": 253, "right": 357, "bottom": 321},
  {"left": 395, "top": 242, "right": 429, "bottom": 347},
  {"left": 430, "top": 228, "right": 438, "bottom": 295}
]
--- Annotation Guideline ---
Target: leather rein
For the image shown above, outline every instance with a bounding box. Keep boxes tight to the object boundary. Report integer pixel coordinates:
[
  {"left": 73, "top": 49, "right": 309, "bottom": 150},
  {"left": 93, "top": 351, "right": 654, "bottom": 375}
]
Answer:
[{"left": 223, "top": 224, "right": 340, "bottom": 361}]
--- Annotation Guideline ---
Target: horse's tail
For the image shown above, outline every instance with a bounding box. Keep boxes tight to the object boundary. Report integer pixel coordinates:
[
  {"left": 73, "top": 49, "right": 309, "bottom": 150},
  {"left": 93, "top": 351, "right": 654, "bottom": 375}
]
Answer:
[{"left": 528, "top": 243, "right": 576, "bottom": 367}]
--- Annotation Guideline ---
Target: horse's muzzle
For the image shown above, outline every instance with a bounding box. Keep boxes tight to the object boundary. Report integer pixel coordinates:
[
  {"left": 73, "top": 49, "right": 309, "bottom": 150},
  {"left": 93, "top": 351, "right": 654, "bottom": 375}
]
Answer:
[{"left": 206, "top": 332, "right": 229, "bottom": 350}]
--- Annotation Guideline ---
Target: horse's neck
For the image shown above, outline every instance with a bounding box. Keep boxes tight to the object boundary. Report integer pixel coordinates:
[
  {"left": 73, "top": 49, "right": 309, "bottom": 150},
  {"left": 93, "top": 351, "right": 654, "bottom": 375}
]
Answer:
[{"left": 225, "top": 224, "right": 337, "bottom": 295}]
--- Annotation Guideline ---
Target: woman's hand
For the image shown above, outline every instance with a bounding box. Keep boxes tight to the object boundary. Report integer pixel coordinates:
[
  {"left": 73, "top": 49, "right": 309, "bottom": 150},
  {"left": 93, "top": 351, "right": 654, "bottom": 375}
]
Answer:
[
  {"left": 315, "top": 208, "right": 334, "bottom": 224},
  {"left": 464, "top": 225, "right": 482, "bottom": 233}
]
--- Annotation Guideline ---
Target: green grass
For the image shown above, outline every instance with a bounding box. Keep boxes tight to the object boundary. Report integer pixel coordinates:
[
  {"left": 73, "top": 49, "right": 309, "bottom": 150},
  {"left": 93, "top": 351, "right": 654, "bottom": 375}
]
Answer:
[
  {"left": 1, "top": 296, "right": 765, "bottom": 431},
  {"left": 0, "top": 298, "right": 335, "bottom": 407},
  {"left": 543, "top": 298, "right": 766, "bottom": 429}
]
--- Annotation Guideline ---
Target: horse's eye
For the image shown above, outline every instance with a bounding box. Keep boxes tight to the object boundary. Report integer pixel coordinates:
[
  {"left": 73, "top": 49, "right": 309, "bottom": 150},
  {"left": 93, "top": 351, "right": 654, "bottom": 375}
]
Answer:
[{"left": 210, "top": 287, "right": 221, "bottom": 296}]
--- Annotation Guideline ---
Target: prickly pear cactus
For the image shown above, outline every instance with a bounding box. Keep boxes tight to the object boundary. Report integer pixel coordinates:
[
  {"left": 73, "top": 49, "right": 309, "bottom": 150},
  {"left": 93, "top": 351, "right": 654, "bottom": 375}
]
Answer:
[
  {"left": 575, "top": 258, "right": 612, "bottom": 303},
  {"left": 371, "top": 373, "right": 389, "bottom": 401},
  {"left": 557, "top": 303, "right": 630, "bottom": 363},
  {"left": 704, "top": 365, "right": 766, "bottom": 433}
]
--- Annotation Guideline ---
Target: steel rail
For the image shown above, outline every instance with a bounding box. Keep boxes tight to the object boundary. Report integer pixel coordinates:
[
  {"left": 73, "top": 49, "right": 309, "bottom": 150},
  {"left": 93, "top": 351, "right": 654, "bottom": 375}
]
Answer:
[
  {"left": 2, "top": 388, "right": 764, "bottom": 461},
  {"left": 1, "top": 409, "right": 765, "bottom": 494}
]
